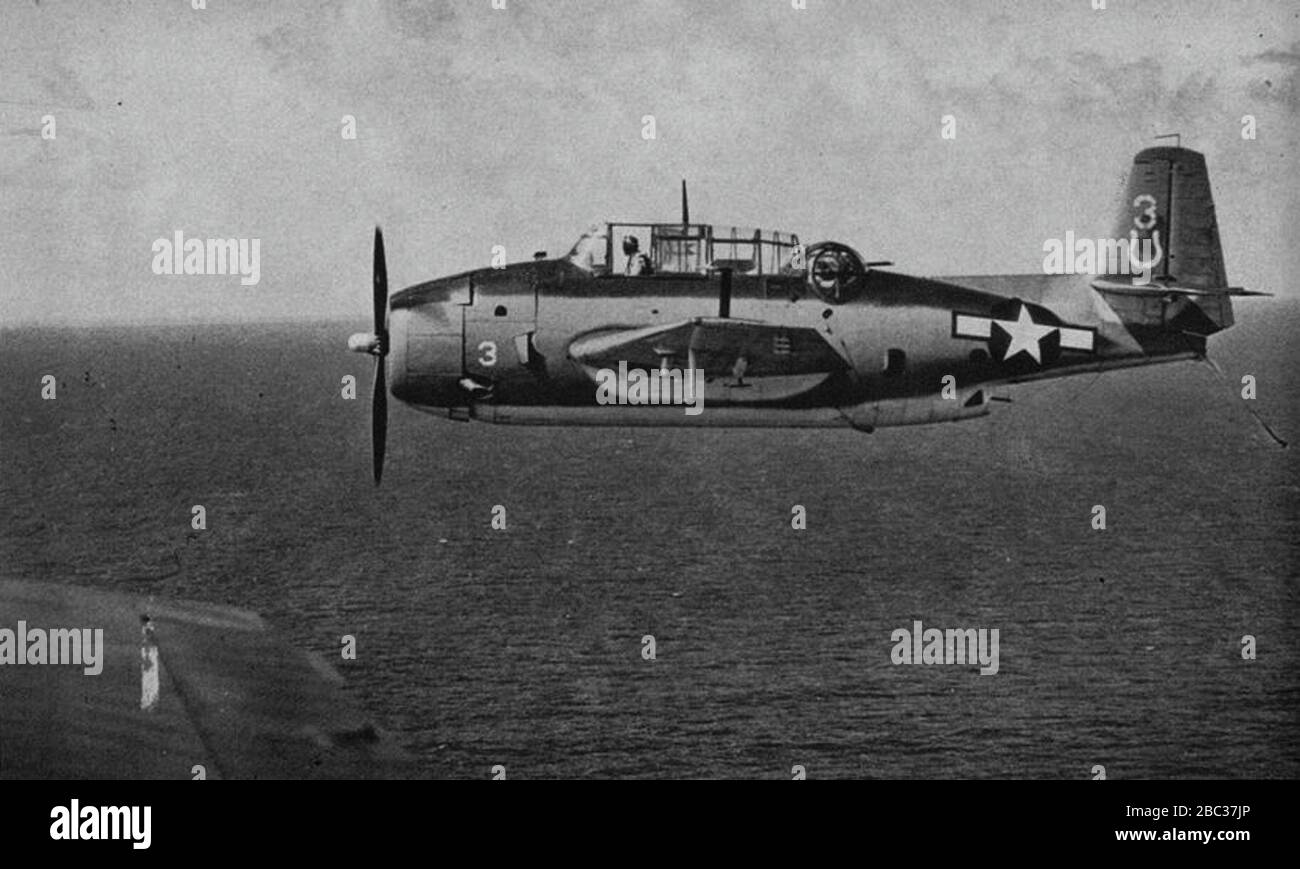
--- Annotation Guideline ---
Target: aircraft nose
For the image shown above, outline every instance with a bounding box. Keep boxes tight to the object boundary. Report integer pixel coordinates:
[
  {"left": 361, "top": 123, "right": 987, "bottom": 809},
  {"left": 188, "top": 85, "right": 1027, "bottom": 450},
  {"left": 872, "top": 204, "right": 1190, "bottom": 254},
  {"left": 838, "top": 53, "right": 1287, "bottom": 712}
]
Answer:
[
  {"left": 387, "top": 304, "right": 465, "bottom": 407},
  {"left": 386, "top": 306, "right": 409, "bottom": 400}
]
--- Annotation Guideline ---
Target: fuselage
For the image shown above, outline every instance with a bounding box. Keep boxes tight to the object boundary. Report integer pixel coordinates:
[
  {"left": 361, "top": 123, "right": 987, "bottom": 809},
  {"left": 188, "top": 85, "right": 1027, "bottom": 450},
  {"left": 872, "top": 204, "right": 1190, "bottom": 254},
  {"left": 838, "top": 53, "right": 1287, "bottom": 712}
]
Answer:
[{"left": 383, "top": 255, "right": 1202, "bottom": 431}]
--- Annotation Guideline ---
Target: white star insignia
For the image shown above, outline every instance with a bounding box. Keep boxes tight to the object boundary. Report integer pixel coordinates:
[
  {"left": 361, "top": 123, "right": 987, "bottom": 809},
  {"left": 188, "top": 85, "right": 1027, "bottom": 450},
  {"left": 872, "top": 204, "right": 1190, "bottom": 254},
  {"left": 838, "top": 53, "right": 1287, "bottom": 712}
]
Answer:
[
  {"left": 952, "top": 304, "right": 1096, "bottom": 365},
  {"left": 998, "top": 305, "right": 1057, "bottom": 363}
]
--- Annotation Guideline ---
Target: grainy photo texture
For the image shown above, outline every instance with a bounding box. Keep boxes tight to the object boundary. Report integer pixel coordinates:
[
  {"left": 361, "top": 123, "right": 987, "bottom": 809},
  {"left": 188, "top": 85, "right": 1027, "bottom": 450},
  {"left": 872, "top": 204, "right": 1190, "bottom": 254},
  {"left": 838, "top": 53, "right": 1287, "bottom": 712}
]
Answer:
[{"left": 1, "top": 1, "right": 1297, "bottom": 797}]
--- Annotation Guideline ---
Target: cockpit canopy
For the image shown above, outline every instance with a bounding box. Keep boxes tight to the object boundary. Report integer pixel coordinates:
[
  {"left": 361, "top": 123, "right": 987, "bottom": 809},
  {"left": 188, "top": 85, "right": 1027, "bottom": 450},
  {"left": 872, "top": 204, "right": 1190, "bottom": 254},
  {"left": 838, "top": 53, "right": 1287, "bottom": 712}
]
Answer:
[{"left": 568, "top": 222, "right": 802, "bottom": 277}]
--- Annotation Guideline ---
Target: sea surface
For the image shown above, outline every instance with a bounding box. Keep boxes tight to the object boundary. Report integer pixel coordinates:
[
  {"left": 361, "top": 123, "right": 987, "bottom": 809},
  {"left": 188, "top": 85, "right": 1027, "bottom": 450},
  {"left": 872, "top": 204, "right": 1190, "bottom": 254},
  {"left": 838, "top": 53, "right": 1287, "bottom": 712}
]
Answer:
[{"left": 2, "top": 304, "right": 1298, "bottom": 779}]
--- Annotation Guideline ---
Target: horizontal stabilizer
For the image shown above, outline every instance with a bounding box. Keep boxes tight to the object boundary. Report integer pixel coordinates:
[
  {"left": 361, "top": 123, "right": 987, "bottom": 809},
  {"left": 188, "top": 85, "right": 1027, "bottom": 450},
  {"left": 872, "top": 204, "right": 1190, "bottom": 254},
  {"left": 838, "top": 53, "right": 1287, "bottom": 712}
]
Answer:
[{"left": 1090, "top": 279, "right": 1271, "bottom": 297}]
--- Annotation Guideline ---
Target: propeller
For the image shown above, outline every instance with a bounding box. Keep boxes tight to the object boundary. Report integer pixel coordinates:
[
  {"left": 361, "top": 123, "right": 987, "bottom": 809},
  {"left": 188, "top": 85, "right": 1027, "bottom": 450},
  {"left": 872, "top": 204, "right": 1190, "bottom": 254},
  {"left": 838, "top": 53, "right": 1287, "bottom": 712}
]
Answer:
[
  {"left": 348, "top": 226, "right": 389, "bottom": 483},
  {"left": 371, "top": 227, "right": 388, "bottom": 483}
]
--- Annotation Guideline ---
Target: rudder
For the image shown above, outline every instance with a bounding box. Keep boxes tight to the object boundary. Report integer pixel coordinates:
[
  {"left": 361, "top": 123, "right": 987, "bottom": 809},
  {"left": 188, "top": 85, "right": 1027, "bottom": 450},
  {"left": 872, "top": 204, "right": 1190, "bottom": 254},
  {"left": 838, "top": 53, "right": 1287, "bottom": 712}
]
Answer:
[{"left": 1099, "top": 146, "right": 1235, "bottom": 336}]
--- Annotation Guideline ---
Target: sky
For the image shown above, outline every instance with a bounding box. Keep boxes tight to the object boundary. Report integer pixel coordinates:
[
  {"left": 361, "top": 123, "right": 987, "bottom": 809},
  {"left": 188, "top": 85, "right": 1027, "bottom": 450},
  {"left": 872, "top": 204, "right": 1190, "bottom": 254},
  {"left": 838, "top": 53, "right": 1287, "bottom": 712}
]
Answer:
[{"left": 1, "top": 0, "right": 1297, "bottom": 325}]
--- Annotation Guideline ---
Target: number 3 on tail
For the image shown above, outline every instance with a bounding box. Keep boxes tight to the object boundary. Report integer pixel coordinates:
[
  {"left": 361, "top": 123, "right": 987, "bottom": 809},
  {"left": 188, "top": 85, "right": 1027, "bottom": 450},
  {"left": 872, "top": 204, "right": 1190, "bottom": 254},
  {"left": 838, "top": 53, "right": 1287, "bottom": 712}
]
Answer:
[
  {"left": 1133, "top": 194, "right": 1158, "bottom": 230},
  {"left": 1129, "top": 193, "right": 1163, "bottom": 273}
]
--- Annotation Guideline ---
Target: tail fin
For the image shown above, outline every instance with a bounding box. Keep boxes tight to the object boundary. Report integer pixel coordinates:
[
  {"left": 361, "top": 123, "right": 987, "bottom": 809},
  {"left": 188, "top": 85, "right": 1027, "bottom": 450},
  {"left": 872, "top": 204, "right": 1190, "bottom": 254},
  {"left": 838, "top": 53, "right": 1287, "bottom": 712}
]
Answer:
[{"left": 1093, "top": 146, "right": 1245, "bottom": 340}]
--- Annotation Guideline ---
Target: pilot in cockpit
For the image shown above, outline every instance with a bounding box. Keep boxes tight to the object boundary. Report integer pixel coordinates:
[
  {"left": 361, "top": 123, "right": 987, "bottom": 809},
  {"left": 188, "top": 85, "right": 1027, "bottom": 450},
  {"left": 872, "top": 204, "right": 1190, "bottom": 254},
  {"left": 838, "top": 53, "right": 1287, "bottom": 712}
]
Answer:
[{"left": 623, "top": 235, "right": 653, "bottom": 276}]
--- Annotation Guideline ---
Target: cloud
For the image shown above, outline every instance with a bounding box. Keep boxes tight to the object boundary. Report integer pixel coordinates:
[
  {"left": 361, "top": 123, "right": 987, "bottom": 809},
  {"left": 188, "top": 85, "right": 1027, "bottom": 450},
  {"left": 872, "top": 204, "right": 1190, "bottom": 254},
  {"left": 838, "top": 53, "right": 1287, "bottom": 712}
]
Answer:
[
  {"left": 1245, "top": 40, "right": 1300, "bottom": 107},
  {"left": 42, "top": 61, "right": 96, "bottom": 111},
  {"left": 1, "top": 0, "right": 1298, "bottom": 324},
  {"left": 1252, "top": 41, "right": 1300, "bottom": 66}
]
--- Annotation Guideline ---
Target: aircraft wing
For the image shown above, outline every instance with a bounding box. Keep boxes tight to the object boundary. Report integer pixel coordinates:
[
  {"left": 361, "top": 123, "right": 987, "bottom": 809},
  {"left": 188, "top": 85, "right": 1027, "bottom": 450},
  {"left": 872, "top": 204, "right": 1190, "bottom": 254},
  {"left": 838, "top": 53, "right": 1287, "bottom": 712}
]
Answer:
[
  {"left": 569, "top": 317, "right": 851, "bottom": 378},
  {"left": 0, "top": 578, "right": 412, "bottom": 779},
  {"left": 568, "top": 318, "right": 851, "bottom": 402}
]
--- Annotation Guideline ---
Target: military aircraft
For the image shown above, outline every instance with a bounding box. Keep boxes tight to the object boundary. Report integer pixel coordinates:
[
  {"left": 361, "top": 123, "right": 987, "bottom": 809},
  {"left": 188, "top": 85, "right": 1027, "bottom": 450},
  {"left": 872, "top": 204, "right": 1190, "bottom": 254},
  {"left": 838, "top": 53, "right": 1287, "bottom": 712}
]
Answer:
[{"left": 349, "top": 145, "right": 1272, "bottom": 483}]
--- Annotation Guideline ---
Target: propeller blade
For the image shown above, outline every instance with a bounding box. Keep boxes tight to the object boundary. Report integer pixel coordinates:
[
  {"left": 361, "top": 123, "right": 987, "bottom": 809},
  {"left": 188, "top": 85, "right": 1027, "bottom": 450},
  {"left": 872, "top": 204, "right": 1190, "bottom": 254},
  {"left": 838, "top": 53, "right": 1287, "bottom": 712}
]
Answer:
[
  {"left": 372, "top": 355, "right": 387, "bottom": 483},
  {"left": 371, "top": 225, "right": 389, "bottom": 484},
  {"left": 373, "top": 226, "right": 387, "bottom": 337}
]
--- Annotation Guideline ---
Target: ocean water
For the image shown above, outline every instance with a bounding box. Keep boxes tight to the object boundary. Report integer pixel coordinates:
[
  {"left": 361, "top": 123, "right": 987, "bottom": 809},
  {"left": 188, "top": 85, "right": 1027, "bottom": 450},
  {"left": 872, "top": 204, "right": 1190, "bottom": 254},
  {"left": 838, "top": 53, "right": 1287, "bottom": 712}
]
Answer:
[{"left": 2, "top": 304, "right": 1297, "bottom": 779}]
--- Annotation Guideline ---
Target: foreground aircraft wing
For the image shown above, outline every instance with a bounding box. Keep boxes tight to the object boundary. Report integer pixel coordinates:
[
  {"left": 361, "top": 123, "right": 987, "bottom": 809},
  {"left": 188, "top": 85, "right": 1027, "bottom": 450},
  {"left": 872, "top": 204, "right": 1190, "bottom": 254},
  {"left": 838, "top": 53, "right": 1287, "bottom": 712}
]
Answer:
[
  {"left": 0, "top": 579, "right": 412, "bottom": 779},
  {"left": 569, "top": 318, "right": 851, "bottom": 378}
]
